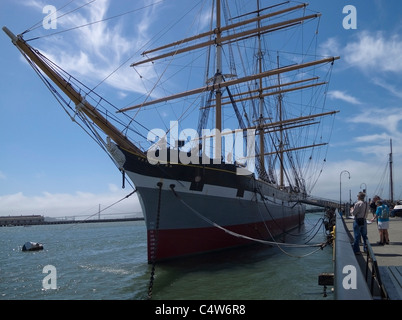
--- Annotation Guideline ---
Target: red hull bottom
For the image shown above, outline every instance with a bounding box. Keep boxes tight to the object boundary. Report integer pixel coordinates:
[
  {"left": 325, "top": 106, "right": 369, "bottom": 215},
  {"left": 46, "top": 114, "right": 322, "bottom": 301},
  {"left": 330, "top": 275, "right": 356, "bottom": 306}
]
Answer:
[{"left": 147, "top": 214, "right": 304, "bottom": 262}]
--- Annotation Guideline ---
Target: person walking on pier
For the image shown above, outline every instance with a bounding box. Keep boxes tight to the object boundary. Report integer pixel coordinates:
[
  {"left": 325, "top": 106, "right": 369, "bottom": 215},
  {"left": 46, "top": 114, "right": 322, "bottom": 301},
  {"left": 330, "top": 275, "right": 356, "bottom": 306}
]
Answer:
[
  {"left": 371, "top": 200, "right": 390, "bottom": 245},
  {"left": 369, "top": 195, "right": 381, "bottom": 218},
  {"left": 353, "top": 192, "right": 369, "bottom": 255}
]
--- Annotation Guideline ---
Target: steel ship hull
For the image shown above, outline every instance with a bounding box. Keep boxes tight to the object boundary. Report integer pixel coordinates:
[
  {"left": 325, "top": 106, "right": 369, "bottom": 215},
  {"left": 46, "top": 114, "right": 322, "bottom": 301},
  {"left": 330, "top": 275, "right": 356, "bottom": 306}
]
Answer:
[{"left": 114, "top": 146, "right": 306, "bottom": 262}]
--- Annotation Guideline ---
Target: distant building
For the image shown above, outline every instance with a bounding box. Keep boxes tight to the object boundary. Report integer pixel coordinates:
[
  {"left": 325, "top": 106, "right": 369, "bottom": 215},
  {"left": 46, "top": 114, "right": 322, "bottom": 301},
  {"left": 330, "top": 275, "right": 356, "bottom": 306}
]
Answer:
[{"left": 0, "top": 215, "right": 45, "bottom": 226}]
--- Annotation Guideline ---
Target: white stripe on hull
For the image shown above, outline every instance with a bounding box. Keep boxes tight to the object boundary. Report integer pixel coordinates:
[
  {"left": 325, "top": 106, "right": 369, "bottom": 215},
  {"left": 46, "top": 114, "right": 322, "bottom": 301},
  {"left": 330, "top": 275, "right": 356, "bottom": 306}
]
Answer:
[{"left": 126, "top": 170, "right": 305, "bottom": 231}]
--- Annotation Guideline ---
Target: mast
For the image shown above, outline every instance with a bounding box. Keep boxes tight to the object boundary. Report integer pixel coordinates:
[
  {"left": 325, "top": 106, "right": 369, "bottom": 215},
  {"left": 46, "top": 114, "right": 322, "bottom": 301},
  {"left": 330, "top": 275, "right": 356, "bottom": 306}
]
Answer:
[
  {"left": 2, "top": 27, "right": 143, "bottom": 156},
  {"left": 3, "top": 1, "right": 339, "bottom": 195},
  {"left": 199, "top": 78, "right": 326, "bottom": 108},
  {"left": 389, "top": 138, "right": 394, "bottom": 203},
  {"left": 277, "top": 54, "right": 284, "bottom": 189},
  {"left": 215, "top": 0, "right": 223, "bottom": 161},
  {"left": 198, "top": 110, "right": 339, "bottom": 142},
  {"left": 256, "top": 0, "right": 266, "bottom": 179},
  {"left": 120, "top": 56, "right": 339, "bottom": 112},
  {"left": 131, "top": 3, "right": 311, "bottom": 67},
  {"left": 215, "top": 0, "right": 222, "bottom": 131}
]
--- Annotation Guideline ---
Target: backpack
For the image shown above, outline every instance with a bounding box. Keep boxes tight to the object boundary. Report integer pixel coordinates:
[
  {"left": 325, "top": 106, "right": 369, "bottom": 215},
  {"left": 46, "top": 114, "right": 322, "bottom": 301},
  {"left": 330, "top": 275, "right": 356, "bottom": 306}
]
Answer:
[{"left": 378, "top": 205, "right": 389, "bottom": 220}]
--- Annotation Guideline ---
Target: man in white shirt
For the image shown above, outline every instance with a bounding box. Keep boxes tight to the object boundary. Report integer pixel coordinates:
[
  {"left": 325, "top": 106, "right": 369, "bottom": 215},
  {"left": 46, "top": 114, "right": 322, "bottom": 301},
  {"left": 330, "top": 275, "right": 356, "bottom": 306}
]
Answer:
[{"left": 352, "top": 192, "right": 368, "bottom": 254}]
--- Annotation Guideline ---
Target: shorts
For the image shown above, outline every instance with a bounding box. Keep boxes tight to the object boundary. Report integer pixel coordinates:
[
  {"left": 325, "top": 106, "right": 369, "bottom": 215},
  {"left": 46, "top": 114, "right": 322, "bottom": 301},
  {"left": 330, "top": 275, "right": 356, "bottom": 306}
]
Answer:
[{"left": 378, "top": 221, "right": 389, "bottom": 230}]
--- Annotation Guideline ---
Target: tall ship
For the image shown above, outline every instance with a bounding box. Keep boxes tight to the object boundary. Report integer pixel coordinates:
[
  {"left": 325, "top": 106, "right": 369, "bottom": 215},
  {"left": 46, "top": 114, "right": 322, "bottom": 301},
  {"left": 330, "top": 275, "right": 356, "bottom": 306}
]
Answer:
[{"left": 3, "top": 0, "right": 339, "bottom": 262}]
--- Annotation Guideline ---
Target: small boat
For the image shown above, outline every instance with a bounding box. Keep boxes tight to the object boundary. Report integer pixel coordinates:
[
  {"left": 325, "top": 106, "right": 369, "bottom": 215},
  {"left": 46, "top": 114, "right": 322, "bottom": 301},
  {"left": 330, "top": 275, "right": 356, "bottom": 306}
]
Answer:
[
  {"left": 22, "top": 241, "right": 44, "bottom": 252},
  {"left": 391, "top": 204, "right": 402, "bottom": 217}
]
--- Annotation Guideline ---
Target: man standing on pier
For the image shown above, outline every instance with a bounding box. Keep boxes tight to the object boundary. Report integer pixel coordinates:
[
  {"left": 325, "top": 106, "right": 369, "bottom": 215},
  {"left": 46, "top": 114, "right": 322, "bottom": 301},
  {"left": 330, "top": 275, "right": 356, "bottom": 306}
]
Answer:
[{"left": 353, "top": 192, "right": 369, "bottom": 255}]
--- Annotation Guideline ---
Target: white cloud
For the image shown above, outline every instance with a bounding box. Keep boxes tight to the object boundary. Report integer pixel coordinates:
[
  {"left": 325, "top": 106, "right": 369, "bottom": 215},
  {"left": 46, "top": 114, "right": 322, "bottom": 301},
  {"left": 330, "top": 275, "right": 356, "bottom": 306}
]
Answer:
[
  {"left": 320, "top": 31, "right": 402, "bottom": 172},
  {"left": 343, "top": 31, "right": 402, "bottom": 73},
  {"left": 33, "top": 0, "right": 160, "bottom": 95},
  {"left": 372, "top": 78, "right": 402, "bottom": 99},
  {"left": 347, "top": 107, "right": 402, "bottom": 135},
  {"left": 312, "top": 159, "right": 398, "bottom": 201},
  {"left": 321, "top": 31, "right": 402, "bottom": 75},
  {"left": 319, "top": 37, "right": 341, "bottom": 58},
  {"left": 354, "top": 133, "right": 389, "bottom": 144},
  {"left": 22, "top": 0, "right": 46, "bottom": 11},
  {"left": 0, "top": 187, "right": 142, "bottom": 218},
  {"left": 327, "top": 90, "right": 361, "bottom": 105}
]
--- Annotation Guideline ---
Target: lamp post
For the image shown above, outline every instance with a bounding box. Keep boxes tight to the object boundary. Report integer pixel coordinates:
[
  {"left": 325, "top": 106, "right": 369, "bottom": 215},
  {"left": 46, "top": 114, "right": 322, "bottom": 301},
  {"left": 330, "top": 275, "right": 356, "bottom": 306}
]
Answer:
[
  {"left": 340, "top": 170, "right": 351, "bottom": 215},
  {"left": 360, "top": 182, "right": 367, "bottom": 204}
]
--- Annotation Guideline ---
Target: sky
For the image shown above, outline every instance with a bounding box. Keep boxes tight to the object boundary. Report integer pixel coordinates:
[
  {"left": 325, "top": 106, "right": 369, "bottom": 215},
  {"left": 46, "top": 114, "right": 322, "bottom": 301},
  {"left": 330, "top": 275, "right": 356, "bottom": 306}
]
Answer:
[{"left": 1, "top": 0, "right": 402, "bottom": 218}]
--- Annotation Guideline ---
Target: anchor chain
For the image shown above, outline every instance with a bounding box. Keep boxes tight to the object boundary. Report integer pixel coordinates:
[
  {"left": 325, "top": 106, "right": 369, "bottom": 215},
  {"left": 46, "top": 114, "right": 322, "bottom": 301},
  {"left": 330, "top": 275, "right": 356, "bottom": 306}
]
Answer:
[{"left": 147, "top": 182, "right": 163, "bottom": 300}]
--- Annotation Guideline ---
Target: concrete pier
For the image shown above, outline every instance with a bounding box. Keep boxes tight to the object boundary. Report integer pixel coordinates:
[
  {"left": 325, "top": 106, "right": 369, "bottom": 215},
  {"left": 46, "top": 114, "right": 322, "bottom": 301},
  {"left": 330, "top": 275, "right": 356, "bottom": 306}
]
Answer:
[
  {"left": 0, "top": 216, "right": 144, "bottom": 227},
  {"left": 343, "top": 215, "right": 402, "bottom": 300},
  {"left": 333, "top": 213, "right": 371, "bottom": 300}
]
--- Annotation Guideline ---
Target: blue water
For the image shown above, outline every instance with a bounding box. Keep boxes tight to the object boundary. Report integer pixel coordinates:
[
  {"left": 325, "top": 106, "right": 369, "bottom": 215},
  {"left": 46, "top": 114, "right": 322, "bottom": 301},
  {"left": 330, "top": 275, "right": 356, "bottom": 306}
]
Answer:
[{"left": 0, "top": 213, "right": 334, "bottom": 300}]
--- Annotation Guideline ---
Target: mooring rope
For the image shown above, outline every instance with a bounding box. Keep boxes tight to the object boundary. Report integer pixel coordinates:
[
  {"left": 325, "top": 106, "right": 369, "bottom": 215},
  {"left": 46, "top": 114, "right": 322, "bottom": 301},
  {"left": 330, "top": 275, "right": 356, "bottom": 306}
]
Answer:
[
  {"left": 169, "top": 184, "right": 327, "bottom": 254},
  {"left": 253, "top": 187, "right": 331, "bottom": 257},
  {"left": 255, "top": 187, "right": 308, "bottom": 237}
]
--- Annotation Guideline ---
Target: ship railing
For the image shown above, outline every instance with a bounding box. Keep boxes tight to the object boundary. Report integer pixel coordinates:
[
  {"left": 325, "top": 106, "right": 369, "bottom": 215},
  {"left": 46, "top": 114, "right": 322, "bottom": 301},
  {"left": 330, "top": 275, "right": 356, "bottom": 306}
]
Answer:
[{"left": 364, "top": 241, "right": 389, "bottom": 299}]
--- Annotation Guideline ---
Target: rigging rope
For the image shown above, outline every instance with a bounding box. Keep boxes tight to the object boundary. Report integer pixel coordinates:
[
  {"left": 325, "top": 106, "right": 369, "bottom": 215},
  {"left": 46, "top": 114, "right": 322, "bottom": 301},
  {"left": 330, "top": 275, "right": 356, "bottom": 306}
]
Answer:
[
  {"left": 22, "top": 50, "right": 138, "bottom": 188},
  {"left": 36, "top": 189, "right": 137, "bottom": 244},
  {"left": 24, "top": 0, "right": 165, "bottom": 41},
  {"left": 21, "top": 0, "right": 87, "bottom": 35},
  {"left": 16, "top": 0, "right": 335, "bottom": 259},
  {"left": 21, "top": 41, "right": 154, "bottom": 158}
]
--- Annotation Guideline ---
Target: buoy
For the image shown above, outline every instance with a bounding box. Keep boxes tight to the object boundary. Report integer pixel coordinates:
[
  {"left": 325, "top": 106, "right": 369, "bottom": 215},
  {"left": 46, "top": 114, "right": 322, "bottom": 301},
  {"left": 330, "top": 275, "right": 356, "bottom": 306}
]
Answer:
[{"left": 22, "top": 241, "right": 44, "bottom": 252}]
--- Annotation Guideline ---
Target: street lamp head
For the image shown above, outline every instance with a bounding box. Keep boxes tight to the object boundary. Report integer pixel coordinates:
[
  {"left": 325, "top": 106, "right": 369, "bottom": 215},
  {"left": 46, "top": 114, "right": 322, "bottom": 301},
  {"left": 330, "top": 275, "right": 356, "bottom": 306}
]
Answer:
[{"left": 340, "top": 170, "right": 351, "bottom": 179}]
